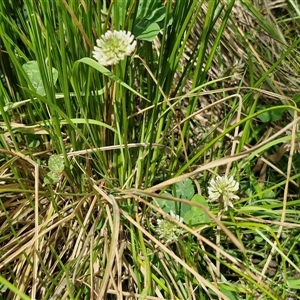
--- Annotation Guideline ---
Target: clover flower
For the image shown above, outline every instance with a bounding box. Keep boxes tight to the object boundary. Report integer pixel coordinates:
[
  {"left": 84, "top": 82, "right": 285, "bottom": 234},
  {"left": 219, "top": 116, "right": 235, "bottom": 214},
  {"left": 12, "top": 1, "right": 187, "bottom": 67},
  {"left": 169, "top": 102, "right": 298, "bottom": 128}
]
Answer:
[
  {"left": 284, "top": 125, "right": 300, "bottom": 153},
  {"left": 92, "top": 30, "right": 136, "bottom": 66},
  {"left": 156, "top": 211, "right": 185, "bottom": 243},
  {"left": 222, "top": 58, "right": 245, "bottom": 85},
  {"left": 208, "top": 176, "right": 239, "bottom": 211},
  {"left": 284, "top": 139, "right": 300, "bottom": 153}
]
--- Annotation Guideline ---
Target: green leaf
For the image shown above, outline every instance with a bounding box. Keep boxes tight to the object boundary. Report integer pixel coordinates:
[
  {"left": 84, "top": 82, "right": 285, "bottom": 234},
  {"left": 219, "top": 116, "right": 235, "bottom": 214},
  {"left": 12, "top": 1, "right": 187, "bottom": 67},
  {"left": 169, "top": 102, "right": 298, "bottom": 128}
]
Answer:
[
  {"left": 174, "top": 178, "right": 194, "bottom": 200},
  {"left": 179, "top": 203, "right": 191, "bottom": 219},
  {"left": 136, "top": 0, "right": 163, "bottom": 19},
  {"left": 22, "top": 61, "right": 58, "bottom": 96},
  {"left": 133, "top": 2, "right": 173, "bottom": 41},
  {"left": 154, "top": 192, "right": 189, "bottom": 218},
  {"left": 190, "top": 194, "right": 207, "bottom": 208},
  {"left": 293, "top": 93, "right": 300, "bottom": 104},
  {"left": 287, "top": 278, "right": 300, "bottom": 289},
  {"left": 254, "top": 236, "right": 263, "bottom": 243},
  {"left": 184, "top": 210, "right": 202, "bottom": 225},
  {"left": 154, "top": 180, "right": 195, "bottom": 217},
  {"left": 44, "top": 171, "right": 60, "bottom": 185},
  {"left": 0, "top": 282, "right": 7, "bottom": 293},
  {"left": 155, "top": 192, "right": 176, "bottom": 213},
  {"left": 257, "top": 107, "right": 285, "bottom": 123},
  {"left": 219, "top": 288, "right": 239, "bottom": 300},
  {"left": 48, "top": 155, "right": 65, "bottom": 173},
  {"left": 261, "top": 190, "right": 276, "bottom": 199},
  {"left": 134, "top": 22, "right": 161, "bottom": 42},
  {"left": 183, "top": 195, "right": 210, "bottom": 225},
  {"left": 25, "top": 134, "right": 40, "bottom": 148}
]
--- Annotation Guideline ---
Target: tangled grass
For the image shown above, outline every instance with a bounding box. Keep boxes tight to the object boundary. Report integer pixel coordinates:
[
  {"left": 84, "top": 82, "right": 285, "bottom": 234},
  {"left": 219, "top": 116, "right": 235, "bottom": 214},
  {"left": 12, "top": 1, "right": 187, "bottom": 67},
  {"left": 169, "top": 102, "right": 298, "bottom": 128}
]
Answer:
[{"left": 0, "top": 0, "right": 300, "bottom": 299}]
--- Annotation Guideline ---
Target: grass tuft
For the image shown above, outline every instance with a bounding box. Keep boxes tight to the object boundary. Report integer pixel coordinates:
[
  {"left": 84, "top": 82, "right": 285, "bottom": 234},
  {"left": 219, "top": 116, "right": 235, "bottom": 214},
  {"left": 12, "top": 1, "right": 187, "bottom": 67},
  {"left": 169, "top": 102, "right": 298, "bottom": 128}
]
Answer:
[{"left": 0, "top": 0, "right": 300, "bottom": 299}]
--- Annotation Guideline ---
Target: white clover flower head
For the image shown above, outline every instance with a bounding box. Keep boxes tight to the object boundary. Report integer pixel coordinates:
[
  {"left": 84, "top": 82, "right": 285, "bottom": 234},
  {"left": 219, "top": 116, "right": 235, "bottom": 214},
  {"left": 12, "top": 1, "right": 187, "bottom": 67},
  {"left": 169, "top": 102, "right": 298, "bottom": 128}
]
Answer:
[
  {"left": 232, "top": 58, "right": 245, "bottom": 72},
  {"left": 156, "top": 211, "right": 184, "bottom": 243},
  {"left": 284, "top": 126, "right": 300, "bottom": 153},
  {"left": 92, "top": 30, "right": 136, "bottom": 66},
  {"left": 283, "top": 141, "right": 300, "bottom": 153},
  {"left": 208, "top": 176, "right": 239, "bottom": 211}
]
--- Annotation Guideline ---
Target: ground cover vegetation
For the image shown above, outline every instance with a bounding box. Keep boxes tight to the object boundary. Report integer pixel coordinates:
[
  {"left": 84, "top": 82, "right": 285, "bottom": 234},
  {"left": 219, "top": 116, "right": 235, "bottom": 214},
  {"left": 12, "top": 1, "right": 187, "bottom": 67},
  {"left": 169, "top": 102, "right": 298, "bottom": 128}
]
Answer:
[{"left": 0, "top": 0, "right": 300, "bottom": 299}]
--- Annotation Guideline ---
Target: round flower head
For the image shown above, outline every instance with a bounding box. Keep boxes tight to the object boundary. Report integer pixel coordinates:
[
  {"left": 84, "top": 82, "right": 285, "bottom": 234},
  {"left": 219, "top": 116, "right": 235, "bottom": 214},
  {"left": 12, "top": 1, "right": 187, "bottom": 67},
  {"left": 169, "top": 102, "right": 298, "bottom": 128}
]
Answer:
[
  {"left": 284, "top": 125, "right": 300, "bottom": 153},
  {"left": 156, "top": 211, "right": 184, "bottom": 243},
  {"left": 92, "top": 30, "right": 137, "bottom": 66},
  {"left": 208, "top": 176, "right": 239, "bottom": 211}
]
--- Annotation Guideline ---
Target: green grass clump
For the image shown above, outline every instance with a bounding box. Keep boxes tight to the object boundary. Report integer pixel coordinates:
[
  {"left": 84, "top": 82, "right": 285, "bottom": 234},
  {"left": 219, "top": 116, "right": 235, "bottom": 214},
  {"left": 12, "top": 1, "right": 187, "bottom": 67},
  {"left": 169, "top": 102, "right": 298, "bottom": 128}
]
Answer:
[{"left": 1, "top": 0, "right": 300, "bottom": 299}]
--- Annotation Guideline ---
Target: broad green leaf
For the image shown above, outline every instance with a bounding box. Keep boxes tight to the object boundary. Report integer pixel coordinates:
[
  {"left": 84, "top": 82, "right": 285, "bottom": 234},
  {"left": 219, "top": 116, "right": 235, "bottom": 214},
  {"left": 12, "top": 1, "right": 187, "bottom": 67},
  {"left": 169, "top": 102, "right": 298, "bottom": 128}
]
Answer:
[
  {"left": 179, "top": 203, "right": 191, "bottom": 219},
  {"left": 287, "top": 279, "right": 300, "bottom": 289},
  {"left": 219, "top": 288, "right": 239, "bottom": 300},
  {"left": 25, "top": 135, "right": 40, "bottom": 148},
  {"left": 136, "top": 0, "right": 163, "bottom": 19},
  {"left": 190, "top": 194, "right": 208, "bottom": 209},
  {"left": 257, "top": 107, "right": 285, "bottom": 123},
  {"left": 154, "top": 180, "right": 195, "bottom": 217},
  {"left": 183, "top": 195, "right": 210, "bottom": 225},
  {"left": 48, "top": 155, "right": 65, "bottom": 173},
  {"left": 184, "top": 210, "right": 203, "bottom": 225},
  {"left": 174, "top": 178, "right": 194, "bottom": 200},
  {"left": 134, "top": 2, "right": 172, "bottom": 41},
  {"left": 44, "top": 171, "right": 60, "bottom": 185},
  {"left": 261, "top": 190, "right": 276, "bottom": 199},
  {"left": 154, "top": 192, "right": 189, "bottom": 218},
  {"left": 0, "top": 282, "right": 7, "bottom": 293},
  {"left": 134, "top": 22, "right": 161, "bottom": 42},
  {"left": 22, "top": 61, "right": 58, "bottom": 96},
  {"left": 254, "top": 236, "right": 263, "bottom": 243},
  {"left": 155, "top": 192, "right": 176, "bottom": 213}
]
